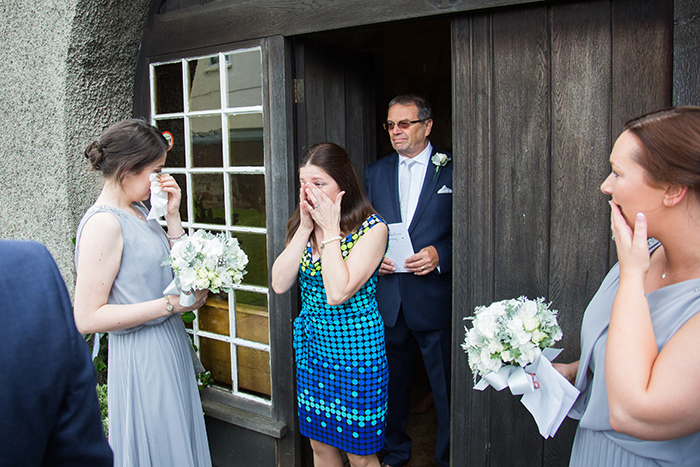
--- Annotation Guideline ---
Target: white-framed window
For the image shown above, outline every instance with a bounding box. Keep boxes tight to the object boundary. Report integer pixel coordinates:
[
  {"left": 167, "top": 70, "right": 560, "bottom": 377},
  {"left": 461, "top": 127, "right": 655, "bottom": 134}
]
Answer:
[{"left": 150, "top": 47, "right": 271, "bottom": 405}]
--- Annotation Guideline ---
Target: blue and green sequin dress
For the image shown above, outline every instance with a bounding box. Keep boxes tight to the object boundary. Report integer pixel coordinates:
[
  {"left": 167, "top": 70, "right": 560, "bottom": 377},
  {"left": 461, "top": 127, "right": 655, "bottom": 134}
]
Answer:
[{"left": 293, "top": 214, "right": 389, "bottom": 455}]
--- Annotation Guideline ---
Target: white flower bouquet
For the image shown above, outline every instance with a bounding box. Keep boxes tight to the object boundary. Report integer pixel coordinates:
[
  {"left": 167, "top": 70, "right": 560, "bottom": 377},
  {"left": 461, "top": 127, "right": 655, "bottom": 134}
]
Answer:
[
  {"left": 162, "top": 230, "right": 248, "bottom": 305},
  {"left": 462, "top": 297, "right": 579, "bottom": 439},
  {"left": 462, "top": 296, "right": 562, "bottom": 391}
]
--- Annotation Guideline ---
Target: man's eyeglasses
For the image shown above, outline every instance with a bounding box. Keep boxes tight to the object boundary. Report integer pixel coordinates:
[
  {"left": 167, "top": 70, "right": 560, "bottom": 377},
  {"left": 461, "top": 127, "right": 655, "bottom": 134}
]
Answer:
[{"left": 383, "top": 119, "right": 425, "bottom": 131}]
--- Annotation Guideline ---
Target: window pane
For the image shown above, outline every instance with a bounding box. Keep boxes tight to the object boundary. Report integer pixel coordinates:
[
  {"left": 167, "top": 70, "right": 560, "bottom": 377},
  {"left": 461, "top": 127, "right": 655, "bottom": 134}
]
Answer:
[
  {"left": 200, "top": 337, "right": 232, "bottom": 389},
  {"left": 234, "top": 232, "right": 267, "bottom": 287},
  {"left": 230, "top": 174, "right": 265, "bottom": 228},
  {"left": 153, "top": 47, "right": 268, "bottom": 403},
  {"left": 226, "top": 50, "right": 262, "bottom": 107},
  {"left": 229, "top": 113, "right": 263, "bottom": 166},
  {"left": 156, "top": 119, "right": 185, "bottom": 168},
  {"left": 199, "top": 297, "right": 230, "bottom": 336},
  {"left": 192, "top": 173, "right": 225, "bottom": 225},
  {"left": 237, "top": 346, "right": 270, "bottom": 398},
  {"left": 172, "top": 173, "right": 188, "bottom": 222},
  {"left": 191, "top": 116, "right": 223, "bottom": 168},
  {"left": 188, "top": 57, "right": 221, "bottom": 112},
  {"left": 154, "top": 62, "right": 183, "bottom": 114},
  {"left": 235, "top": 290, "right": 268, "bottom": 345}
]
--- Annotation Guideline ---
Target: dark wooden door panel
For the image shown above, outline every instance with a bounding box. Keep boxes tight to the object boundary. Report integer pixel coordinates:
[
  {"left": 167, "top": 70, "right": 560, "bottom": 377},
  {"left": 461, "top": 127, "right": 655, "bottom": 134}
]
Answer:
[
  {"left": 452, "top": 1, "right": 672, "bottom": 465},
  {"left": 294, "top": 39, "right": 376, "bottom": 177}
]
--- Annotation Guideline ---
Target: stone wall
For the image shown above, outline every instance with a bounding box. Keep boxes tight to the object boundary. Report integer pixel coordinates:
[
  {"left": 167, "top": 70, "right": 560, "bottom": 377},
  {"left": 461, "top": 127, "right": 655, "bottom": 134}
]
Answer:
[{"left": 0, "top": 0, "right": 150, "bottom": 289}]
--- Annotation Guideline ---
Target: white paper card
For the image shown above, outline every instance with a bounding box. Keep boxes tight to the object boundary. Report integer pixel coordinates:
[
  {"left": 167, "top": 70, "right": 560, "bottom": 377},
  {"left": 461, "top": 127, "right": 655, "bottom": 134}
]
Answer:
[{"left": 386, "top": 223, "right": 415, "bottom": 273}]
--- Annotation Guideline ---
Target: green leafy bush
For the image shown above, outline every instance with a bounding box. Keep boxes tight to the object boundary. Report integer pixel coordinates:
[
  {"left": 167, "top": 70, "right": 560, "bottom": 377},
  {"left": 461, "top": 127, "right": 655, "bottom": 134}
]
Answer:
[{"left": 96, "top": 383, "right": 109, "bottom": 437}]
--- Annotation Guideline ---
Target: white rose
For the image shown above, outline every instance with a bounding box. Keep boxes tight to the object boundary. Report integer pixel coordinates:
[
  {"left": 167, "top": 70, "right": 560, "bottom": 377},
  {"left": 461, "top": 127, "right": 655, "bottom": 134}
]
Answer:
[
  {"left": 210, "top": 275, "right": 222, "bottom": 290},
  {"left": 479, "top": 348, "right": 503, "bottom": 374},
  {"left": 515, "top": 342, "right": 541, "bottom": 366},
  {"left": 465, "top": 330, "right": 482, "bottom": 349},
  {"left": 178, "top": 269, "right": 197, "bottom": 291},
  {"left": 521, "top": 316, "right": 540, "bottom": 332},
  {"left": 486, "top": 339, "right": 504, "bottom": 354},
  {"left": 203, "top": 256, "right": 218, "bottom": 270},
  {"left": 518, "top": 301, "right": 540, "bottom": 331},
  {"left": 500, "top": 350, "right": 514, "bottom": 362},
  {"left": 506, "top": 317, "right": 531, "bottom": 346},
  {"left": 202, "top": 238, "right": 224, "bottom": 258},
  {"left": 531, "top": 329, "right": 545, "bottom": 344},
  {"left": 474, "top": 313, "right": 499, "bottom": 340},
  {"left": 431, "top": 152, "right": 450, "bottom": 167},
  {"left": 170, "top": 239, "right": 188, "bottom": 258}
]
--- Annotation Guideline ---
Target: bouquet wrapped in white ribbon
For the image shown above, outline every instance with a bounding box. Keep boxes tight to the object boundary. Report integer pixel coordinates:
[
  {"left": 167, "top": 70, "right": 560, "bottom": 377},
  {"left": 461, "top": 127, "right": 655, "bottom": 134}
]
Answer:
[
  {"left": 462, "top": 296, "right": 562, "bottom": 385},
  {"left": 162, "top": 230, "right": 248, "bottom": 306},
  {"left": 462, "top": 296, "right": 578, "bottom": 438}
]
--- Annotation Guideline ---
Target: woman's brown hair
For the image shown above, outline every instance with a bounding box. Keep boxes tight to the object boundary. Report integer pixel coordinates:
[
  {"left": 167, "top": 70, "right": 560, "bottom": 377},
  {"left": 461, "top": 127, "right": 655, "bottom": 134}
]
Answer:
[
  {"left": 624, "top": 106, "right": 700, "bottom": 195},
  {"left": 285, "top": 142, "right": 378, "bottom": 247},
  {"left": 84, "top": 118, "right": 169, "bottom": 185}
]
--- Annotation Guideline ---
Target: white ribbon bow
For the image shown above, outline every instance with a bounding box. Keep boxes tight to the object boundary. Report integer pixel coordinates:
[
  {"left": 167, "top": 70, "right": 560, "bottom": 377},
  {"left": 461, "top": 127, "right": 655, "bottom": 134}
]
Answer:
[
  {"left": 473, "top": 348, "right": 579, "bottom": 438},
  {"left": 163, "top": 278, "right": 197, "bottom": 306}
]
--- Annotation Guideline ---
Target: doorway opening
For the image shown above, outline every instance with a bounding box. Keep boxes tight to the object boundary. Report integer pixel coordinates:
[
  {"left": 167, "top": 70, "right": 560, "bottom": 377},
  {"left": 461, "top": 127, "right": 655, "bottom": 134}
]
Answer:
[{"left": 297, "top": 17, "right": 452, "bottom": 467}]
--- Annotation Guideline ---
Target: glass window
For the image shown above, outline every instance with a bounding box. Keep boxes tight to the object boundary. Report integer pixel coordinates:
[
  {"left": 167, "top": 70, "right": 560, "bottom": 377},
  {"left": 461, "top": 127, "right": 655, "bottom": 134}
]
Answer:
[
  {"left": 188, "top": 57, "right": 222, "bottom": 112},
  {"left": 150, "top": 48, "right": 270, "bottom": 403},
  {"left": 229, "top": 113, "right": 263, "bottom": 166},
  {"left": 226, "top": 49, "right": 262, "bottom": 107}
]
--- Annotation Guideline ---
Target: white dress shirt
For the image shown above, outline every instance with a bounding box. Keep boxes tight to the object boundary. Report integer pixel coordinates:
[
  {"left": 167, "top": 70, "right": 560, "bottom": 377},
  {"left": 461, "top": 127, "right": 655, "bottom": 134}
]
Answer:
[{"left": 398, "top": 143, "right": 432, "bottom": 227}]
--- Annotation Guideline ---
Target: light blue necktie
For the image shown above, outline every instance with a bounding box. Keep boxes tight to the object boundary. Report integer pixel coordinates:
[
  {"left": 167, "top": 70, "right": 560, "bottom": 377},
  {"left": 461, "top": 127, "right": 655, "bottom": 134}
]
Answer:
[{"left": 400, "top": 159, "right": 415, "bottom": 223}]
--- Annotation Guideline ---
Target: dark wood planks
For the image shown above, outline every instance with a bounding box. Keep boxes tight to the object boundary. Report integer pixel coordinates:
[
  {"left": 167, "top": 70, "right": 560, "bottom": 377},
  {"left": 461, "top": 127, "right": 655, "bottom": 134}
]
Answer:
[
  {"left": 294, "top": 39, "right": 375, "bottom": 176},
  {"left": 452, "top": 12, "right": 495, "bottom": 467},
  {"left": 611, "top": 0, "right": 673, "bottom": 136},
  {"left": 673, "top": 0, "right": 700, "bottom": 105},
  {"left": 489, "top": 6, "right": 551, "bottom": 466},
  {"left": 451, "top": 1, "right": 674, "bottom": 466},
  {"left": 263, "top": 35, "right": 300, "bottom": 467},
  {"left": 546, "top": 2, "right": 612, "bottom": 464},
  {"left": 148, "top": 0, "right": 545, "bottom": 56}
]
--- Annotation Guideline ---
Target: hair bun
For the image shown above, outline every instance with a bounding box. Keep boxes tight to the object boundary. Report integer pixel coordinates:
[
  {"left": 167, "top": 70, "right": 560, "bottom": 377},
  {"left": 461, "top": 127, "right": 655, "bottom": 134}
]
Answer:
[{"left": 84, "top": 140, "right": 104, "bottom": 171}]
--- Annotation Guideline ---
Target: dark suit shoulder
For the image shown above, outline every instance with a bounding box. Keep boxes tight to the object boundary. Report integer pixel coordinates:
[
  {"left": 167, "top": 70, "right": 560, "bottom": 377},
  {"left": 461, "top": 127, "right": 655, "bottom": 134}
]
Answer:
[
  {"left": 366, "top": 152, "right": 398, "bottom": 171},
  {"left": 0, "top": 239, "right": 52, "bottom": 267}
]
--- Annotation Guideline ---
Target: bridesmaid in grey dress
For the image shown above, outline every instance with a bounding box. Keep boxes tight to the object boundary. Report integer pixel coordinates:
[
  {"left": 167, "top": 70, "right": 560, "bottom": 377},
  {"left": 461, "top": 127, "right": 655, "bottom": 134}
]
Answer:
[
  {"left": 74, "top": 119, "right": 212, "bottom": 466},
  {"left": 554, "top": 107, "right": 700, "bottom": 466}
]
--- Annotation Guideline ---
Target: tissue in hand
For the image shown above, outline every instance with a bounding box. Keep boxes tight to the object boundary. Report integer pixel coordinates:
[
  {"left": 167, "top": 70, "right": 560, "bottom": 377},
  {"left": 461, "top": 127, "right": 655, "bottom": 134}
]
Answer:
[{"left": 148, "top": 173, "right": 169, "bottom": 220}]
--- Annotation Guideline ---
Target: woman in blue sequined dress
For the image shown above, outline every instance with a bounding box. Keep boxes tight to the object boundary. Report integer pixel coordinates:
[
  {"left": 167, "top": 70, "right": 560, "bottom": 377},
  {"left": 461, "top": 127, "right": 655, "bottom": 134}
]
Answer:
[{"left": 272, "top": 142, "right": 389, "bottom": 467}]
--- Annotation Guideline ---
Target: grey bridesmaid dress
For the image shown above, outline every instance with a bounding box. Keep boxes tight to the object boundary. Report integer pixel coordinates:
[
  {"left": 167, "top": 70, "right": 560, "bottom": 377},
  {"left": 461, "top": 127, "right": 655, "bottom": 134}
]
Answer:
[
  {"left": 568, "top": 240, "right": 700, "bottom": 467},
  {"left": 76, "top": 204, "right": 211, "bottom": 467}
]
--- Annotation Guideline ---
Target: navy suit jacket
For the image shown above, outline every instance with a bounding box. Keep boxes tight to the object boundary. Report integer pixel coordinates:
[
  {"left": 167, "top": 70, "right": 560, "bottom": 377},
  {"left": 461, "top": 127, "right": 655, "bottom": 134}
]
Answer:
[
  {"left": 364, "top": 147, "right": 453, "bottom": 331},
  {"left": 0, "top": 240, "right": 113, "bottom": 466}
]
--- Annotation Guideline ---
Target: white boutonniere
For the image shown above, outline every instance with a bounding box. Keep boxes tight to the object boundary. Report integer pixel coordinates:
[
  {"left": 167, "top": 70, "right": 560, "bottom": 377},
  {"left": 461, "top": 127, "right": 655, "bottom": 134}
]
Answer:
[{"left": 431, "top": 153, "right": 451, "bottom": 180}]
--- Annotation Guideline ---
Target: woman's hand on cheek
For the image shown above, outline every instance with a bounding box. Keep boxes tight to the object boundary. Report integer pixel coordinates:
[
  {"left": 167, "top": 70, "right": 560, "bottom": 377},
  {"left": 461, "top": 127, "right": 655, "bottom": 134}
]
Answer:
[
  {"left": 610, "top": 201, "right": 649, "bottom": 278},
  {"left": 299, "top": 184, "right": 314, "bottom": 231},
  {"left": 158, "top": 174, "right": 182, "bottom": 214}
]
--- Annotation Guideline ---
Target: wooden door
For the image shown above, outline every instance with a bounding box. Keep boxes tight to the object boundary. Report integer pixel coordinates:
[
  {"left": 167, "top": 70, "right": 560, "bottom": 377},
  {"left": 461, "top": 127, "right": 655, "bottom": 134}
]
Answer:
[
  {"left": 293, "top": 38, "right": 376, "bottom": 176},
  {"left": 451, "top": 1, "right": 672, "bottom": 465}
]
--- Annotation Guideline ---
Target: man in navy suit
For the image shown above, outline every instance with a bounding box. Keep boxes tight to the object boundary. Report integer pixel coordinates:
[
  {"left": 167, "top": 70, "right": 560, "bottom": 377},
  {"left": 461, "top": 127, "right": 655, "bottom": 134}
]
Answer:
[
  {"left": 364, "top": 94, "right": 452, "bottom": 467},
  {"left": 0, "top": 240, "right": 113, "bottom": 466}
]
